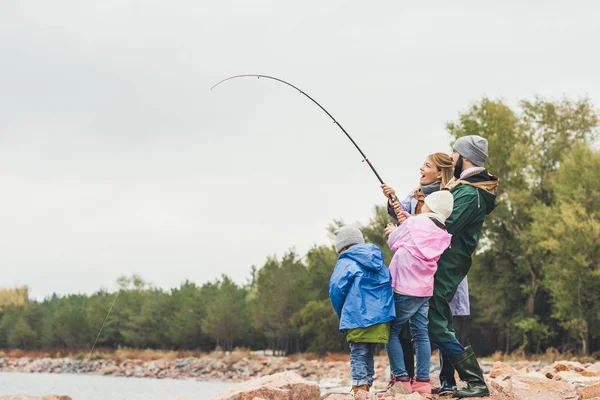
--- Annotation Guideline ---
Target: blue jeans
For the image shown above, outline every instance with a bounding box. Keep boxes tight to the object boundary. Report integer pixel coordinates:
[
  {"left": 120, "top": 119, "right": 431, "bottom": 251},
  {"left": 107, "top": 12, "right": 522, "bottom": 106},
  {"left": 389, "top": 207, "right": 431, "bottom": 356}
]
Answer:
[
  {"left": 386, "top": 293, "right": 431, "bottom": 379},
  {"left": 437, "top": 337, "right": 465, "bottom": 357},
  {"left": 349, "top": 342, "right": 375, "bottom": 386}
]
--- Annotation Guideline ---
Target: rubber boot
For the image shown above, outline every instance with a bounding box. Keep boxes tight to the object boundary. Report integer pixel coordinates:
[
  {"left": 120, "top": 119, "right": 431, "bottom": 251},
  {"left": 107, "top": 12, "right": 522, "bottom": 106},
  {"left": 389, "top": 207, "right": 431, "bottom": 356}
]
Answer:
[
  {"left": 449, "top": 346, "right": 489, "bottom": 398},
  {"left": 439, "top": 351, "right": 457, "bottom": 395}
]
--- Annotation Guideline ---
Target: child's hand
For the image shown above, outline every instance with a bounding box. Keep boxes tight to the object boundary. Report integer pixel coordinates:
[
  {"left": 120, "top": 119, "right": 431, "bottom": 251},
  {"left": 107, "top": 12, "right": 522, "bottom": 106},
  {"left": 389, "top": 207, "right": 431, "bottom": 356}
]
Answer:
[{"left": 384, "top": 223, "right": 397, "bottom": 236}]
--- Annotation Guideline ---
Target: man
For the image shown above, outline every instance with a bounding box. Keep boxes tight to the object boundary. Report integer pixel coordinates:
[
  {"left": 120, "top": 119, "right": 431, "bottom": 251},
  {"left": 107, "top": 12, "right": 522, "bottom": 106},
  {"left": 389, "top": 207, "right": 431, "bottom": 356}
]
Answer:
[{"left": 429, "top": 135, "right": 498, "bottom": 398}]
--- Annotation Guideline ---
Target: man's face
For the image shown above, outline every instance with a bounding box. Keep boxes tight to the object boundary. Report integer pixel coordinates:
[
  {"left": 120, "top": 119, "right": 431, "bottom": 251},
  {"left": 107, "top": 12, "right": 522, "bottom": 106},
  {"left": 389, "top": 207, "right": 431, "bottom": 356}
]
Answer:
[
  {"left": 453, "top": 152, "right": 464, "bottom": 180},
  {"left": 451, "top": 149, "right": 461, "bottom": 166}
]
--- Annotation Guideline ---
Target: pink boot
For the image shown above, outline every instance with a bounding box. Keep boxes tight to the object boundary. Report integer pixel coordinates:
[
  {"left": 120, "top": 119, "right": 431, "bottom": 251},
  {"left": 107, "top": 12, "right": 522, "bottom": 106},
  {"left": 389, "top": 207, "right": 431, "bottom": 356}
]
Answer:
[
  {"left": 411, "top": 377, "right": 431, "bottom": 395},
  {"left": 397, "top": 376, "right": 413, "bottom": 393}
]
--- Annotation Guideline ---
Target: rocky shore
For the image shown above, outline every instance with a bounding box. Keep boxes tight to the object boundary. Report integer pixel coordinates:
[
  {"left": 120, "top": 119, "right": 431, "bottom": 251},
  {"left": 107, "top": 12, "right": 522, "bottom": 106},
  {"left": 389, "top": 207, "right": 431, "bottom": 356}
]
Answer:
[
  {"left": 0, "top": 355, "right": 355, "bottom": 383},
  {"left": 1, "top": 355, "right": 600, "bottom": 399}
]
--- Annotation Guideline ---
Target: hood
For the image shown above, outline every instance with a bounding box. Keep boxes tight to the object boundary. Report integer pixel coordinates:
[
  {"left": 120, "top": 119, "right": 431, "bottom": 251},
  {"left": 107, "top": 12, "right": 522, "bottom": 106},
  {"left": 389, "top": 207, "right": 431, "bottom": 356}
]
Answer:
[
  {"left": 451, "top": 170, "right": 499, "bottom": 215},
  {"left": 388, "top": 217, "right": 452, "bottom": 261},
  {"left": 339, "top": 243, "right": 385, "bottom": 272}
]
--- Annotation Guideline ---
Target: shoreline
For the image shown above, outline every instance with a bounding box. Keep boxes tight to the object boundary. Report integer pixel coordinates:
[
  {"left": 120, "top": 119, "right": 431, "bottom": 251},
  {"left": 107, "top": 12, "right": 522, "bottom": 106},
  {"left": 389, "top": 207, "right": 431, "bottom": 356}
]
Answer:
[
  {"left": 0, "top": 355, "right": 358, "bottom": 386},
  {"left": 2, "top": 355, "right": 600, "bottom": 398}
]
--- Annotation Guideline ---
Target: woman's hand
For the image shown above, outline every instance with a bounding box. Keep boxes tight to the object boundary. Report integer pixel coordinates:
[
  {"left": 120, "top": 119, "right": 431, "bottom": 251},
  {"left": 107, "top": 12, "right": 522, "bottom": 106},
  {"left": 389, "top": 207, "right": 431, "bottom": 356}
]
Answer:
[
  {"left": 392, "top": 200, "right": 403, "bottom": 218},
  {"left": 396, "top": 209, "right": 411, "bottom": 224},
  {"left": 381, "top": 184, "right": 396, "bottom": 200}
]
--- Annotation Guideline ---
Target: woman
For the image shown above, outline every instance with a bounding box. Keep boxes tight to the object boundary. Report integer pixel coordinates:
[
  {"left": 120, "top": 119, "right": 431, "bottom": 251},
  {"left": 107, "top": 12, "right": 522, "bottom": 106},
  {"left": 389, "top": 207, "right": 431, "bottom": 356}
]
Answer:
[
  {"left": 381, "top": 152, "right": 469, "bottom": 394},
  {"left": 382, "top": 152, "right": 453, "bottom": 218}
]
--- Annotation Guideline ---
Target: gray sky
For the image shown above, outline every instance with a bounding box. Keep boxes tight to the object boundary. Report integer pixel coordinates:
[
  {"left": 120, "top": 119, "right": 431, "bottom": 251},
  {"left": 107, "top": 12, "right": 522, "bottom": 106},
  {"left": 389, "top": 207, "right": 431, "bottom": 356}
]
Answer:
[{"left": 1, "top": 1, "right": 599, "bottom": 300}]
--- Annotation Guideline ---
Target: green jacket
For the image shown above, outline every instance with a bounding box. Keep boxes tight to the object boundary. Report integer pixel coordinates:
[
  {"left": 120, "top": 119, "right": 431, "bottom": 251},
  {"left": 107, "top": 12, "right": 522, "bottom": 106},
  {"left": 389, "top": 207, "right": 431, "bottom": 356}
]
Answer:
[
  {"left": 346, "top": 322, "right": 390, "bottom": 343},
  {"left": 429, "top": 170, "right": 498, "bottom": 343}
]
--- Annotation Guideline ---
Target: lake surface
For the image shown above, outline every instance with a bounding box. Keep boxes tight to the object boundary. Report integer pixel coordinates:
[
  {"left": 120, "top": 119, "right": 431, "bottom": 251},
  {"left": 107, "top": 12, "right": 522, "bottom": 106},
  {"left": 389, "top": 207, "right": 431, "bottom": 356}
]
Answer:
[{"left": 0, "top": 372, "right": 234, "bottom": 400}]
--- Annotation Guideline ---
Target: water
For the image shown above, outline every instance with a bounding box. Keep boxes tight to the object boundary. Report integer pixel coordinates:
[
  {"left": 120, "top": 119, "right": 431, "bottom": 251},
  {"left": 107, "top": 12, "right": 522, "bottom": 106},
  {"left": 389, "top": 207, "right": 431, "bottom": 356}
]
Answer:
[{"left": 0, "top": 372, "right": 234, "bottom": 400}]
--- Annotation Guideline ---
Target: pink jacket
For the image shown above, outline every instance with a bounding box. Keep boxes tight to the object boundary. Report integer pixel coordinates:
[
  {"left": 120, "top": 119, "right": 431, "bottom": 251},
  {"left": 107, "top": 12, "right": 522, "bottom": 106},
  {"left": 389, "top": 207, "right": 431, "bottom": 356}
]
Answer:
[{"left": 387, "top": 215, "right": 452, "bottom": 297}]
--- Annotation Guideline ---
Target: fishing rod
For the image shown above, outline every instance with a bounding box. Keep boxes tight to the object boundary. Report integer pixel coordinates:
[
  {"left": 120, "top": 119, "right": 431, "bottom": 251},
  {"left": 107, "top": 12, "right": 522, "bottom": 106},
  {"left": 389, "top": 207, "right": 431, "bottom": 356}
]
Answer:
[
  {"left": 86, "top": 76, "right": 397, "bottom": 357},
  {"left": 210, "top": 74, "right": 396, "bottom": 202}
]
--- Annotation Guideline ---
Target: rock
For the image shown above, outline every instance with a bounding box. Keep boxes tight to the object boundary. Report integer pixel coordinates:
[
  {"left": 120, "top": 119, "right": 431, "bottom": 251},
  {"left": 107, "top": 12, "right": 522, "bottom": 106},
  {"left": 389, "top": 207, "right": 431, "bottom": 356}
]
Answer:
[
  {"left": 587, "top": 363, "right": 600, "bottom": 373},
  {"left": 0, "top": 397, "right": 72, "bottom": 400},
  {"left": 579, "top": 383, "right": 600, "bottom": 399},
  {"left": 555, "top": 371, "right": 600, "bottom": 385},
  {"left": 490, "top": 373, "right": 581, "bottom": 400},
  {"left": 320, "top": 394, "right": 351, "bottom": 400},
  {"left": 489, "top": 362, "right": 519, "bottom": 379},
  {"left": 554, "top": 362, "right": 587, "bottom": 372},
  {"left": 395, "top": 394, "right": 426, "bottom": 400},
  {"left": 211, "top": 371, "right": 321, "bottom": 400},
  {"left": 101, "top": 365, "right": 119, "bottom": 375},
  {"left": 381, "top": 382, "right": 411, "bottom": 397},
  {"left": 353, "top": 392, "right": 378, "bottom": 400},
  {"left": 580, "top": 371, "right": 599, "bottom": 377},
  {"left": 378, "top": 393, "right": 426, "bottom": 400},
  {"left": 554, "top": 362, "right": 572, "bottom": 372}
]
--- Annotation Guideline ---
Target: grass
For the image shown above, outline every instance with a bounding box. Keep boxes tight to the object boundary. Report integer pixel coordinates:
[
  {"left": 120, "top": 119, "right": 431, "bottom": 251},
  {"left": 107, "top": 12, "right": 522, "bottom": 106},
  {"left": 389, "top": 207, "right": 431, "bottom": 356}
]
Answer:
[{"left": 485, "top": 347, "right": 598, "bottom": 364}]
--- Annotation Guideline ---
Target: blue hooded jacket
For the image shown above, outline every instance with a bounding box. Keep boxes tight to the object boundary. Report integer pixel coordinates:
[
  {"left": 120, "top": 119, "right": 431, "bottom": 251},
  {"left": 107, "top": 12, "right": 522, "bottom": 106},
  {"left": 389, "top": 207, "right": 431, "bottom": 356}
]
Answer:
[{"left": 329, "top": 243, "right": 395, "bottom": 332}]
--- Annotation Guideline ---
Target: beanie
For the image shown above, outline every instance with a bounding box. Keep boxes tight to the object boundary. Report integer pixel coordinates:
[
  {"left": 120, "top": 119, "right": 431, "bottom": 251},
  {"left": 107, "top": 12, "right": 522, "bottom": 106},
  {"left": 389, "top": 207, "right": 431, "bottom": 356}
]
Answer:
[
  {"left": 334, "top": 225, "right": 365, "bottom": 253},
  {"left": 424, "top": 190, "right": 454, "bottom": 224},
  {"left": 453, "top": 135, "right": 489, "bottom": 167}
]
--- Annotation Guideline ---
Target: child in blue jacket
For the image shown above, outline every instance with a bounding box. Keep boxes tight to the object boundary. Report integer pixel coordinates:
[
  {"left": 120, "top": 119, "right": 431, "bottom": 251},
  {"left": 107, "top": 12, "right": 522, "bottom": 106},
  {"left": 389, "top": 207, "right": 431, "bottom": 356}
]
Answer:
[{"left": 329, "top": 225, "right": 395, "bottom": 396}]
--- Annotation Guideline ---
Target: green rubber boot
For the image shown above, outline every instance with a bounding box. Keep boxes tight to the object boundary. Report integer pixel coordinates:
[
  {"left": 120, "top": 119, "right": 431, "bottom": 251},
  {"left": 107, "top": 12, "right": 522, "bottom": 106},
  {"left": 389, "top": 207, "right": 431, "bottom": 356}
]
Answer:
[{"left": 450, "top": 346, "right": 489, "bottom": 398}]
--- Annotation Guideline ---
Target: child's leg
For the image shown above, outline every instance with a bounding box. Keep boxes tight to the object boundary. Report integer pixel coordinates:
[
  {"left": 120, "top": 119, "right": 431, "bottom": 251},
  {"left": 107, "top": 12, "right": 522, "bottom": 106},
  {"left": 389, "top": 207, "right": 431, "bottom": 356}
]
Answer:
[
  {"left": 409, "top": 297, "right": 432, "bottom": 379},
  {"left": 385, "top": 293, "right": 413, "bottom": 377},
  {"left": 366, "top": 344, "right": 375, "bottom": 387},
  {"left": 349, "top": 342, "right": 371, "bottom": 387},
  {"left": 400, "top": 324, "right": 415, "bottom": 379}
]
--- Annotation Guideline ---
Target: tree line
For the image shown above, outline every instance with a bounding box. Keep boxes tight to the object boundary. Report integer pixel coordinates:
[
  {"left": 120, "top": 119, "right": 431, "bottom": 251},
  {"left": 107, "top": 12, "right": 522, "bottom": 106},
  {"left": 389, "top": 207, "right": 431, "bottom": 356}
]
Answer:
[{"left": 1, "top": 96, "right": 599, "bottom": 357}]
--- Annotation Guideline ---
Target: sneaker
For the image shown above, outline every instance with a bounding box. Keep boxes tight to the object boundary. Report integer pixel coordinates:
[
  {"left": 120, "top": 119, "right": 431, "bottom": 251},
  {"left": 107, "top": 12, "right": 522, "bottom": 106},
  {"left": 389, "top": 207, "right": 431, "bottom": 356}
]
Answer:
[
  {"left": 438, "top": 380, "right": 457, "bottom": 396},
  {"left": 385, "top": 375, "right": 398, "bottom": 391},
  {"left": 397, "top": 376, "right": 413, "bottom": 393}
]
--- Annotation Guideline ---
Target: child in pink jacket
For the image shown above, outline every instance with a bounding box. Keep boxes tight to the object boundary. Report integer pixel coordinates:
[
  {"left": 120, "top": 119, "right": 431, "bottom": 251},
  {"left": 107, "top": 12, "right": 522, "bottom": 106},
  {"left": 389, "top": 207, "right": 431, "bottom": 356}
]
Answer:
[{"left": 384, "top": 190, "right": 453, "bottom": 395}]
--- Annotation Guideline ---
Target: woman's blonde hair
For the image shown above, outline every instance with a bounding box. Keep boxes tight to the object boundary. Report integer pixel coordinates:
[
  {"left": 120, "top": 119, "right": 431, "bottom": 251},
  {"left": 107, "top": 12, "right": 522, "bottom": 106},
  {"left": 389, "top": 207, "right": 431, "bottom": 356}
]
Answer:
[{"left": 428, "top": 152, "right": 454, "bottom": 188}]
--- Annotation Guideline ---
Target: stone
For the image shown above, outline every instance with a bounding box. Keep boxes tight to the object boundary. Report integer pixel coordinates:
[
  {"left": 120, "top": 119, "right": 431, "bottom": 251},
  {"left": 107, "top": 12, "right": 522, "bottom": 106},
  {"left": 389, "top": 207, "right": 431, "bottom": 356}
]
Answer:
[
  {"left": 353, "top": 392, "right": 379, "bottom": 400},
  {"left": 554, "top": 361, "right": 587, "bottom": 372},
  {"left": 554, "top": 362, "right": 572, "bottom": 372},
  {"left": 211, "top": 371, "right": 321, "bottom": 400},
  {"left": 0, "top": 397, "right": 72, "bottom": 400},
  {"left": 383, "top": 382, "right": 411, "bottom": 397},
  {"left": 389, "top": 394, "right": 426, "bottom": 400},
  {"left": 320, "top": 394, "right": 351, "bottom": 400},
  {"left": 580, "top": 371, "right": 599, "bottom": 377},
  {"left": 579, "top": 383, "right": 600, "bottom": 399},
  {"left": 586, "top": 363, "right": 600, "bottom": 373},
  {"left": 554, "top": 371, "right": 600, "bottom": 385},
  {"left": 489, "top": 373, "right": 581, "bottom": 400},
  {"left": 489, "top": 362, "right": 519, "bottom": 379}
]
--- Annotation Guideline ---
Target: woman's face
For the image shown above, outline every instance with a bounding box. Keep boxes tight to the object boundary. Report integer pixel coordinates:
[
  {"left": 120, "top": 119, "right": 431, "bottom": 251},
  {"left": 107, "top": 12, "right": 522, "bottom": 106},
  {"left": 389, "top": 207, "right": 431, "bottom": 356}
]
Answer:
[{"left": 420, "top": 158, "right": 442, "bottom": 185}]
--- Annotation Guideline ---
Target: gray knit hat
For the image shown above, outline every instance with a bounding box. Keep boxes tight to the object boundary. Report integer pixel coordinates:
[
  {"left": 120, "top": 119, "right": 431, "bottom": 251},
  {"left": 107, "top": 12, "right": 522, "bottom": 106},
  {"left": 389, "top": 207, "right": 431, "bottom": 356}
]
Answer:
[
  {"left": 334, "top": 225, "right": 365, "bottom": 253},
  {"left": 453, "top": 135, "right": 489, "bottom": 167}
]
